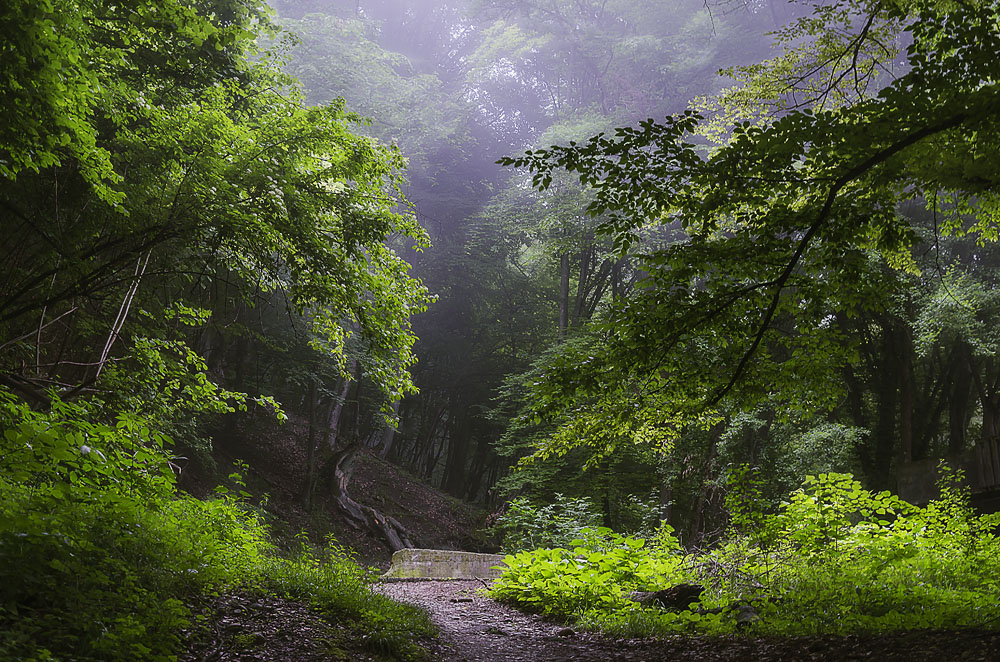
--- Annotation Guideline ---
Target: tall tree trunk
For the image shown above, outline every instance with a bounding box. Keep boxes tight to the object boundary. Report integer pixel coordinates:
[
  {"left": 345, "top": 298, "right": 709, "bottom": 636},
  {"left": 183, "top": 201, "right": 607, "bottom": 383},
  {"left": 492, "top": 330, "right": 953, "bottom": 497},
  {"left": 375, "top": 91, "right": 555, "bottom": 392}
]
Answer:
[
  {"left": 898, "top": 325, "right": 914, "bottom": 466},
  {"left": 871, "top": 321, "right": 899, "bottom": 489},
  {"left": 611, "top": 258, "right": 622, "bottom": 301},
  {"left": 463, "top": 432, "right": 494, "bottom": 501},
  {"left": 659, "top": 479, "right": 673, "bottom": 529},
  {"left": 425, "top": 430, "right": 447, "bottom": 481},
  {"left": 301, "top": 377, "right": 318, "bottom": 509},
  {"left": 688, "top": 424, "right": 721, "bottom": 545},
  {"left": 378, "top": 399, "right": 401, "bottom": 459},
  {"left": 558, "top": 252, "right": 569, "bottom": 341},
  {"left": 442, "top": 409, "right": 469, "bottom": 496},
  {"left": 974, "top": 358, "right": 1000, "bottom": 445},
  {"left": 326, "top": 367, "right": 355, "bottom": 450},
  {"left": 949, "top": 342, "right": 973, "bottom": 455},
  {"left": 419, "top": 408, "right": 448, "bottom": 478},
  {"left": 572, "top": 246, "right": 592, "bottom": 324}
]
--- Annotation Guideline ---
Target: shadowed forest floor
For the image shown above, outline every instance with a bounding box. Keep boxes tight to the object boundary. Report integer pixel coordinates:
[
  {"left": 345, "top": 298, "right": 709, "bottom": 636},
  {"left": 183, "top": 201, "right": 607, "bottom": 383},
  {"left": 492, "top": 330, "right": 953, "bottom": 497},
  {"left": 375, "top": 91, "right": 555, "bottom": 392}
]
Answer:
[{"left": 379, "top": 580, "right": 1000, "bottom": 662}]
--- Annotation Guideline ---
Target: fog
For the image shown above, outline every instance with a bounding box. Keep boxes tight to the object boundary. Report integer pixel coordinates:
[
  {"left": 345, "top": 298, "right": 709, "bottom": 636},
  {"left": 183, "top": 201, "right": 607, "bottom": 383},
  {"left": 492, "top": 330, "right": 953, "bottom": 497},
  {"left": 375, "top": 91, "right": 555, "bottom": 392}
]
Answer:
[{"left": 266, "top": 0, "right": 825, "bottom": 499}]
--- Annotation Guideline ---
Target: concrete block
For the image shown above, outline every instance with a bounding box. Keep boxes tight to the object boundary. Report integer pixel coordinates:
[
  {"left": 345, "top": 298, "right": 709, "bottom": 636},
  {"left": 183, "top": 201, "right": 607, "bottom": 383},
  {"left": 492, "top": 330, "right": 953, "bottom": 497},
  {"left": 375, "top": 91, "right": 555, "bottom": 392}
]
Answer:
[{"left": 382, "top": 548, "right": 507, "bottom": 580}]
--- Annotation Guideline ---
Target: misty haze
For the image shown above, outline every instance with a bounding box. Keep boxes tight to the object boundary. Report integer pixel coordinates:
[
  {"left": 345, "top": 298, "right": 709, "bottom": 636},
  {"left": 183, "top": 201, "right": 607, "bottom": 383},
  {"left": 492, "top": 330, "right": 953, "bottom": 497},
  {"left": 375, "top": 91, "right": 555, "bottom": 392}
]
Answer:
[{"left": 2, "top": 1, "right": 999, "bottom": 660}]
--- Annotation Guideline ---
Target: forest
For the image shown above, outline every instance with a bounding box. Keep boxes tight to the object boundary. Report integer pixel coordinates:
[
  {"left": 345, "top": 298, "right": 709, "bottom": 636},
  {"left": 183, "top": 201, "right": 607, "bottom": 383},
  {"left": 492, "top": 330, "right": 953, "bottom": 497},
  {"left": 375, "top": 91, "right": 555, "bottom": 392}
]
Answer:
[{"left": 1, "top": 0, "right": 1000, "bottom": 659}]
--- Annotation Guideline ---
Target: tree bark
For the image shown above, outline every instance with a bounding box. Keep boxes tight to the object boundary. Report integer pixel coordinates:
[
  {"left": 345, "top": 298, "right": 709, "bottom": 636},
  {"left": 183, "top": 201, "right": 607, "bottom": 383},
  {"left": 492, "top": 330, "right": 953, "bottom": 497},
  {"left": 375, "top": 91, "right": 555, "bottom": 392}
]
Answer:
[
  {"left": 898, "top": 325, "right": 914, "bottom": 466},
  {"left": 688, "top": 423, "right": 721, "bottom": 545},
  {"left": 558, "top": 252, "right": 570, "bottom": 341},
  {"left": 317, "top": 362, "right": 415, "bottom": 551},
  {"left": 320, "top": 443, "right": 414, "bottom": 552},
  {"left": 871, "top": 321, "right": 899, "bottom": 490},
  {"left": 949, "top": 342, "right": 974, "bottom": 454},
  {"left": 442, "top": 408, "right": 469, "bottom": 496},
  {"left": 572, "top": 246, "right": 592, "bottom": 325},
  {"left": 301, "top": 377, "right": 318, "bottom": 509},
  {"left": 378, "top": 399, "right": 401, "bottom": 459}
]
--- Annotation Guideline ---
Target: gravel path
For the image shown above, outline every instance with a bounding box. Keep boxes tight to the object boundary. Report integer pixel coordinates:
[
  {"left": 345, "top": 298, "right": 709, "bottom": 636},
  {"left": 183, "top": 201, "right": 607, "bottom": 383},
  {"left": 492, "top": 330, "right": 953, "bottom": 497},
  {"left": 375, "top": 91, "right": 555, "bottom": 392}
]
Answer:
[{"left": 377, "top": 580, "right": 1000, "bottom": 662}]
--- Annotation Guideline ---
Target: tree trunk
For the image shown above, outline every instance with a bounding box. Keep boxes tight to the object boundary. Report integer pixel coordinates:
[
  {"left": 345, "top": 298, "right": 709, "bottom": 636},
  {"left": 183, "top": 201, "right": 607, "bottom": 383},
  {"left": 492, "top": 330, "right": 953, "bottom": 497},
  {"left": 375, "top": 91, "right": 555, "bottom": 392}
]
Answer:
[
  {"left": 326, "top": 369, "right": 354, "bottom": 450},
  {"left": 572, "top": 246, "right": 592, "bottom": 325},
  {"left": 558, "top": 252, "right": 569, "bottom": 341},
  {"left": 976, "top": 359, "right": 1000, "bottom": 446},
  {"left": 898, "top": 325, "right": 914, "bottom": 466},
  {"left": 316, "top": 362, "right": 415, "bottom": 551},
  {"left": 442, "top": 410, "right": 469, "bottom": 496},
  {"left": 378, "top": 399, "right": 401, "bottom": 459},
  {"left": 320, "top": 443, "right": 414, "bottom": 552},
  {"left": 871, "top": 322, "right": 899, "bottom": 490},
  {"left": 688, "top": 424, "right": 721, "bottom": 545},
  {"left": 301, "top": 378, "right": 318, "bottom": 509}
]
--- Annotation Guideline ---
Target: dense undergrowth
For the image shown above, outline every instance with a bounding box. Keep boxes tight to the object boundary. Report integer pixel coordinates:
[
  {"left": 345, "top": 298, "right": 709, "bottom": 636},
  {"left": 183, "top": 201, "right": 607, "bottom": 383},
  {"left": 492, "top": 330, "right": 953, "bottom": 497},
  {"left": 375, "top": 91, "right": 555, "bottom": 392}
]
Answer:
[
  {"left": 490, "top": 469, "right": 1000, "bottom": 638},
  {"left": 0, "top": 389, "right": 433, "bottom": 661}
]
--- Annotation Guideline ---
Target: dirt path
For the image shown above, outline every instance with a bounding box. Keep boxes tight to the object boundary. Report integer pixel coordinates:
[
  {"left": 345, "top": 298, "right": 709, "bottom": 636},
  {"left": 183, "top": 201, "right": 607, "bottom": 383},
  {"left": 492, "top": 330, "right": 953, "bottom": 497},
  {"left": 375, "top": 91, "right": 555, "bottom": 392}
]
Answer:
[
  {"left": 378, "top": 580, "right": 1000, "bottom": 662},
  {"left": 377, "top": 580, "right": 627, "bottom": 661}
]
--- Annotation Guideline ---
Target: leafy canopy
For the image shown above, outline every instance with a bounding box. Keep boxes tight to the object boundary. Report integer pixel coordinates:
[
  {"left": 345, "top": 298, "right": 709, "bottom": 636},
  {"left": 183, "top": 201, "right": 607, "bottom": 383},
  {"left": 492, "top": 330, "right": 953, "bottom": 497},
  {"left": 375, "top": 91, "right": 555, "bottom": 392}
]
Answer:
[{"left": 498, "top": 0, "right": 1000, "bottom": 460}]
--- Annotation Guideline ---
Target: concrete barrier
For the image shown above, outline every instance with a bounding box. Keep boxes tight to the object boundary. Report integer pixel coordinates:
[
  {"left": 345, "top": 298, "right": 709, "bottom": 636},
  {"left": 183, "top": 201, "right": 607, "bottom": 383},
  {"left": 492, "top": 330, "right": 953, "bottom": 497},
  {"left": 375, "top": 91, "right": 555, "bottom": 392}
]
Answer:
[{"left": 381, "top": 548, "right": 507, "bottom": 580}]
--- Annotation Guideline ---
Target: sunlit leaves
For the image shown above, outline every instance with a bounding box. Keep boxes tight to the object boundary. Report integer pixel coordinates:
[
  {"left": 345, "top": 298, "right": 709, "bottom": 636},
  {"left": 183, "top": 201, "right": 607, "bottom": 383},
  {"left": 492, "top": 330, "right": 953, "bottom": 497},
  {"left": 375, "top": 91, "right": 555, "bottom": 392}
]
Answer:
[
  {"left": 0, "top": 0, "right": 433, "bottom": 402},
  {"left": 0, "top": 0, "right": 275, "bottom": 203},
  {"left": 493, "top": 470, "right": 1000, "bottom": 636}
]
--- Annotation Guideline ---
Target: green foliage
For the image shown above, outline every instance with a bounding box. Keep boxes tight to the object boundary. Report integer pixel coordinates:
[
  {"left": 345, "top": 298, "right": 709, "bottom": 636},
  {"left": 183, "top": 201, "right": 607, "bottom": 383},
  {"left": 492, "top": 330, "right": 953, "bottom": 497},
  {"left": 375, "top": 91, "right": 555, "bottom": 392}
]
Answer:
[
  {"left": 0, "top": 387, "right": 176, "bottom": 498},
  {"left": 488, "top": 494, "right": 604, "bottom": 553},
  {"left": 1, "top": 0, "right": 431, "bottom": 406},
  {"left": 493, "top": 471, "right": 1000, "bottom": 637},
  {"left": 0, "top": 390, "right": 432, "bottom": 660},
  {"left": 260, "top": 537, "right": 435, "bottom": 660},
  {"left": 496, "top": 0, "right": 1000, "bottom": 463},
  {"left": 707, "top": 470, "right": 1000, "bottom": 634},
  {"left": 0, "top": 0, "right": 274, "bottom": 200},
  {"left": 490, "top": 525, "right": 689, "bottom": 617},
  {"left": 0, "top": 481, "right": 268, "bottom": 660},
  {"left": 693, "top": 0, "right": 903, "bottom": 145},
  {"left": 720, "top": 417, "right": 868, "bottom": 514}
]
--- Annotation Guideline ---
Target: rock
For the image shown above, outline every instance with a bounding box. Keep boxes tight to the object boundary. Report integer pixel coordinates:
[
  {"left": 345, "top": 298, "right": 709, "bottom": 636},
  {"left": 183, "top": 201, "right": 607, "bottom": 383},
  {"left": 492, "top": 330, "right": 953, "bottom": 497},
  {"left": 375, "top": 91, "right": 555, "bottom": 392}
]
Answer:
[
  {"left": 735, "top": 604, "right": 761, "bottom": 629},
  {"left": 629, "top": 583, "right": 705, "bottom": 611}
]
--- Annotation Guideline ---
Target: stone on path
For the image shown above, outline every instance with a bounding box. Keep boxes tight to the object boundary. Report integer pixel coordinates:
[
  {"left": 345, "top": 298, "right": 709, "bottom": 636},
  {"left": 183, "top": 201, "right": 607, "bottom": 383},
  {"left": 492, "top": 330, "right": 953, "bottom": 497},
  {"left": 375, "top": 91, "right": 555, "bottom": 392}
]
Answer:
[{"left": 382, "top": 548, "right": 507, "bottom": 580}]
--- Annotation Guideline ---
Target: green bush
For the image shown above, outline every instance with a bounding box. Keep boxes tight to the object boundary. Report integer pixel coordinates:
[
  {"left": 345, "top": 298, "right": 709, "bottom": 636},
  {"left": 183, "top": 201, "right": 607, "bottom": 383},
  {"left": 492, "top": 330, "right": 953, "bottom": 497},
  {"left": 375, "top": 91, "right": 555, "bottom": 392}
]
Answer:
[
  {"left": 0, "top": 389, "right": 432, "bottom": 660},
  {"left": 0, "top": 482, "right": 269, "bottom": 661},
  {"left": 491, "top": 470, "right": 1000, "bottom": 637},
  {"left": 489, "top": 494, "right": 604, "bottom": 553},
  {"left": 490, "top": 525, "right": 690, "bottom": 617},
  {"left": 712, "top": 470, "right": 1000, "bottom": 634}
]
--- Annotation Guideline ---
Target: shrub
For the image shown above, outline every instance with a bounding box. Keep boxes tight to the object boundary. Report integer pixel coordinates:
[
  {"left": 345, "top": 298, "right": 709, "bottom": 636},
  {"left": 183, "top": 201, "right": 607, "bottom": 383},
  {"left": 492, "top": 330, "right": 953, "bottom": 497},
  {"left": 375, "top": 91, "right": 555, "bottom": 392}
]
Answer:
[
  {"left": 0, "top": 481, "right": 269, "bottom": 661},
  {"left": 491, "top": 469, "right": 1000, "bottom": 637},
  {"left": 0, "top": 389, "right": 432, "bottom": 660},
  {"left": 490, "top": 525, "right": 690, "bottom": 617},
  {"left": 489, "top": 494, "right": 604, "bottom": 553}
]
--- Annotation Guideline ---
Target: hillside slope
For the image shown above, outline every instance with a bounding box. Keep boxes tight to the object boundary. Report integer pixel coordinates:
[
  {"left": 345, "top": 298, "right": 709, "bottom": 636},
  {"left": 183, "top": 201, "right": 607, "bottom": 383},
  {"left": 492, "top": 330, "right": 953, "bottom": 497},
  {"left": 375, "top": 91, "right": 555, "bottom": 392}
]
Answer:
[{"left": 179, "top": 413, "right": 491, "bottom": 567}]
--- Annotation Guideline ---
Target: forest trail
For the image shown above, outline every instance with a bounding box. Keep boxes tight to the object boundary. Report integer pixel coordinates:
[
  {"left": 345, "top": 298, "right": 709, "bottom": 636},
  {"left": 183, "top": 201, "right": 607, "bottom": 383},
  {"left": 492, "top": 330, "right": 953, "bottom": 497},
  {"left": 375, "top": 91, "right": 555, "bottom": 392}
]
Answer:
[
  {"left": 377, "top": 579, "right": 637, "bottom": 661},
  {"left": 378, "top": 580, "right": 1000, "bottom": 662}
]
